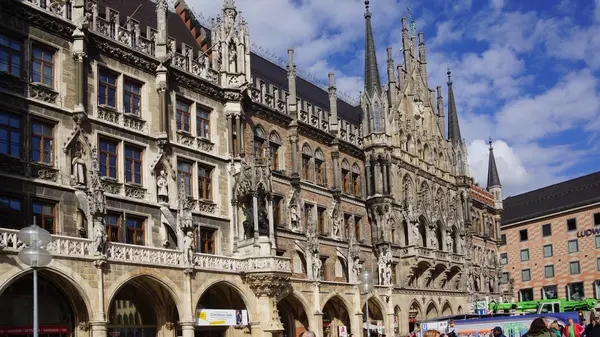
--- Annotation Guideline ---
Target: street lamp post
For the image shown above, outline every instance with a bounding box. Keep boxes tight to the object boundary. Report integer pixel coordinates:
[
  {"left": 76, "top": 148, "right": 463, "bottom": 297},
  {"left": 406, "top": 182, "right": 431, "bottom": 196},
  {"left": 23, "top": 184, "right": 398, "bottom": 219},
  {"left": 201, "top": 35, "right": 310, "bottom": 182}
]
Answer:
[
  {"left": 17, "top": 223, "right": 53, "bottom": 337},
  {"left": 359, "top": 269, "right": 374, "bottom": 337}
]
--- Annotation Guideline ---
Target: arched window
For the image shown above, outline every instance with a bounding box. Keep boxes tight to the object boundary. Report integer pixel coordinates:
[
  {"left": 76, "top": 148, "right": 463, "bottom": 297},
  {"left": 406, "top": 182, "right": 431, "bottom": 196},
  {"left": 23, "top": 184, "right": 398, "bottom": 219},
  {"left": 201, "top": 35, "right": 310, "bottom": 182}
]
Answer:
[
  {"left": 341, "top": 159, "right": 351, "bottom": 193},
  {"left": 457, "top": 151, "right": 463, "bottom": 175},
  {"left": 253, "top": 126, "right": 266, "bottom": 160},
  {"left": 352, "top": 163, "right": 361, "bottom": 196},
  {"left": 269, "top": 131, "right": 282, "bottom": 171},
  {"left": 301, "top": 143, "right": 313, "bottom": 181},
  {"left": 314, "top": 149, "right": 326, "bottom": 186},
  {"left": 373, "top": 102, "right": 382, "bottom": 133}
]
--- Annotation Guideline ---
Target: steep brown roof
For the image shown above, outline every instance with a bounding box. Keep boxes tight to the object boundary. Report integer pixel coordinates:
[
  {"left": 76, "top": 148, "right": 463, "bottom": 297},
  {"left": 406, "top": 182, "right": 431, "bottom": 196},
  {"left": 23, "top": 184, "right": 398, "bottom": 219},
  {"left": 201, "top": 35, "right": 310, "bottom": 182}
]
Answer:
[{"left": 501, "top": 171, "right": 600, "bottom": 225}]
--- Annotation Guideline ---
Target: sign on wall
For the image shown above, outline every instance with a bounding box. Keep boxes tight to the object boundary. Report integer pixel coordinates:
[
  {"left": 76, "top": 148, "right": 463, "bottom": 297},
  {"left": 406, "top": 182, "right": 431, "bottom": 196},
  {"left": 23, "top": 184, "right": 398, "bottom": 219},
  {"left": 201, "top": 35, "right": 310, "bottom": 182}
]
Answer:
[
  {"left": 0, "top": 327, "right": 69, "bottom": 335},
  {"left": 339, "top": 326, "right": 348, "bottom": 337},
  {"left": 196, "top": 309, "right": 249, "bottom": 326}
]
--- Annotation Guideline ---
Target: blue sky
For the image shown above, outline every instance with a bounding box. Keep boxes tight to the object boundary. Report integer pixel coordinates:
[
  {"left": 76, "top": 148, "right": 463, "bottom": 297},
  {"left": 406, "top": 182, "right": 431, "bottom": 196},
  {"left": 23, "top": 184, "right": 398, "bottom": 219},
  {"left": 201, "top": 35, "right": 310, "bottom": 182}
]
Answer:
[{"left": 187, "top": 0, "right": 600, "bottom": 196}]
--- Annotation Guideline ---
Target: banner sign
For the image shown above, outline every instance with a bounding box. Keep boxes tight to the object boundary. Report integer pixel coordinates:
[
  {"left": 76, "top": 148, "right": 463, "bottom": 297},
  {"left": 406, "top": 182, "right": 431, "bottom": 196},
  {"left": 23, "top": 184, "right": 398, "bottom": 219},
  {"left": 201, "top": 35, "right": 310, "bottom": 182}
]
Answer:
[
  {"left": 196, "top": 309, "right": 248, "bottom": 326},
  {"left": 339, "top": 326, "right": 348, "bottom": 337},
  {"left": 0, "top": 326, "right": 69, "bottom": 335}
]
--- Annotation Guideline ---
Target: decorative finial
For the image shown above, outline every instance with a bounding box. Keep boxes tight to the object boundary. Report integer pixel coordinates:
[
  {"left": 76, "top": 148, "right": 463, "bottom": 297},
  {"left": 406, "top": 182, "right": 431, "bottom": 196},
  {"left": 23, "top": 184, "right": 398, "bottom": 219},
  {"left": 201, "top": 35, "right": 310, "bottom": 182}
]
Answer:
[
  {"left": 447, "top": 66, "right": 452, "bottom": 84},
  {"left": 364, "top": 0, "right": 371, "bottom": 16},
  {"left": 489, "top": 136, "right": 493, "bottom": 150}
]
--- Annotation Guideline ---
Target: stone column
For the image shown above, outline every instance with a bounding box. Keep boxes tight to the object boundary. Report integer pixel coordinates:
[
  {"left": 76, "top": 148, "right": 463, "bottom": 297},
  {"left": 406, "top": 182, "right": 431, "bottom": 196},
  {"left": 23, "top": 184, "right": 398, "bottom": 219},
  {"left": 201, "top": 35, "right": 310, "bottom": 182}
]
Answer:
[
  {"left": 386, "top": 161, "right": 392, "bottom": 195},
  {"left": 90, "top": 323, "right": 107, "bottom": 337},
  {"left": 73, "top": 51, "right": 86, "bottom": 112},
  {"left": 240, "top": 120, "right": 246, "bottom": 155},
  {"left": 93, "top": 259, "right": 106, "bottom": 321},
  {"left": 253, "top": 192, "right": 259, "bottom": 242},
  {"left": 180, "top": 321, "right": 195, "bottom": 337},
  {"left": 236, "top": 115, "right": 242, "bottom": 156},
  {"left": 232, "top": 200, "right": 239, "bottom": 252},
  {"left": 332, "top": 149, "right": 340, "bottom": 190},
  {"left": 157, "top": 81, "right": 168, "bottom": 135},
  {"left": 268, "top": 194, "right": 275, "bottom": 254},
  {"left": 365, "top": 160, "right": 372, "bottom": 196},
  {"left": 290, "top": 135, "right": 299, "bottom": 175},
  {"left": 227, "top": 115, "right": 234, "bottom": 156}
]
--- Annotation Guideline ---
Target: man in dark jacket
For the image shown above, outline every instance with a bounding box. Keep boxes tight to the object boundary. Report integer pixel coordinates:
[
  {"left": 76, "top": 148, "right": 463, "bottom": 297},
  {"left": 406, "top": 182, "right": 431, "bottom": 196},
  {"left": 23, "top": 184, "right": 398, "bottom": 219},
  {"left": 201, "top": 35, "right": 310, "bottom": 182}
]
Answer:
[
  {"left": 493, "top": 326, "right": 506, "bottom": 337},
  {"left": 583, "top": 311, "right": 600, "bottom": 337}
]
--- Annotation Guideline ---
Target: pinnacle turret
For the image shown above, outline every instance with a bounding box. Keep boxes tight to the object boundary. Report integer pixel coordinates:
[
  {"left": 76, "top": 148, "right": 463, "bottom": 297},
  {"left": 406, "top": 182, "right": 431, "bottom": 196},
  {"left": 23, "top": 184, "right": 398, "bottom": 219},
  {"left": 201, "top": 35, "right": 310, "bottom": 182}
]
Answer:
[
  {"left": 364, "top": 0, "right": 381, "bottom": 97},
  {"left": 487, "top": 137, "right": 501, "bottom": 189},
  {"left": 447, "top": 68, "right": 463, "bottom": 145}
]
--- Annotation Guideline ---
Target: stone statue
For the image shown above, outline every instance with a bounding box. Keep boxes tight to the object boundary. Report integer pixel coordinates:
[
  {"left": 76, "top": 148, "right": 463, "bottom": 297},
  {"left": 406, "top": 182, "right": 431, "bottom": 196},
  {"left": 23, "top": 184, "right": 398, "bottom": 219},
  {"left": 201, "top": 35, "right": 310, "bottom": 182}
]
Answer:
[
  {"left": 332, "top": 215, "right": 343, "bottom": 238},
  {"left": 404, "top": 268, "right": 415, "bottom": 287},
  {"left": 228, "top": 43, "right": 237, "bottom": 73},
  {"left": 466, "top": 274, "right": 474, "bottom": 293},
  {"left": 290, "top": 204, "right": 299, "bottom": 230},
  {"left": 258, "top": 207, "right": 269, "bottom": 235},
  {"left": 378, "top": 248, "right": 392, "bottom": 285},
  {"left": 312, "top": 255, "right": 322, "bottom": 280},
  {"left": 71, "top": 146, "right": 86, "bottom": 187},
  {"left": 446, "top": 234, "right": 453, "bottom": 252},
  {"left": 93, "top": 217, "right": 107, "bottom": 255},
  {"left": 243, "top": 207, "right": 254, "bottom": 239},
  {"left": 157, "top": 170, "right": 169, "bottom": 204},
  {"left": 182, "top": 231, "right": 194, "bottom": 265},
  {"left": 412, "top": 222, "right": 419, "bottom": 245}
]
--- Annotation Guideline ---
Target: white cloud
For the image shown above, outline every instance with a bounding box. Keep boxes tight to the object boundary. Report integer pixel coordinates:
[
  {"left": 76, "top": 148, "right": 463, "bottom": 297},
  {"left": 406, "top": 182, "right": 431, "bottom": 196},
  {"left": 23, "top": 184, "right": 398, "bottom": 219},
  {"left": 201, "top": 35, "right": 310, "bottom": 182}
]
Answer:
[{"left": 490, "top": 0, "right": 505, "bottom": 11}]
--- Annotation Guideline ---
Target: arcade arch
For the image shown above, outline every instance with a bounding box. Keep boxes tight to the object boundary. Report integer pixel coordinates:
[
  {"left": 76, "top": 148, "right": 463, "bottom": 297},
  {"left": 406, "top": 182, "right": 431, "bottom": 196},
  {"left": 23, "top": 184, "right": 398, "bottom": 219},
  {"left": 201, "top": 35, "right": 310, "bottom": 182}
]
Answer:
[
  {"left": 195, "top": 282, "right": 249, "bottom": 337},
  {"left": 277, "top": 294, "right": 310, "bottom": 337},
  {"left": 0, "top": 270, "right": 91, "bottom": 337},
  {"left": 425, "top": 302, "right": 439, "bottom": 320},
  {"left": 322, "top": 296, "right": 351, "bottom": 337},
  {"left": 441, "top": 302, "right": 453, "bottom": 316},
  {"left": 408, "top": 301, "right": 422, "bottom": 333},
  {"left": 362, "top": 297, "right": 385, "bottom": 336}
]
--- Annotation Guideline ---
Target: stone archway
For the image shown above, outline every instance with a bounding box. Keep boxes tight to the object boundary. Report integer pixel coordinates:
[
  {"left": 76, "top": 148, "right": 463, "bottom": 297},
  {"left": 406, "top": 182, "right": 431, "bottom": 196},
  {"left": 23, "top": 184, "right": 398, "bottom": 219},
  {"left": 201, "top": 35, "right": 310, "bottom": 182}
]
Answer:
[
  {"left": 441, "top": 302, "right": 453, "bottom": 316},
  {"left": 457, "top": 306, "right": 463, "bottom": 314},
  {"left": 195, "top": 281, "right": 249, "bottom": 337},
  {"left": 418, "top": 216, "right": 428, "bottom": 247},
  {"left": 425, "top": 302, "right": 439, "bottom": 320},
  {"left": 278, "top": 294, "right": 310, "bottom": 337},
  {"left": 322, "top": 295, "right": 351, "bottom": 337},
  {"left": 362, "top": 297, "right": 385, "bottom": 336},
  {"left": 107, "top": 276, "right": 180, "bottom": 337},
  {"left": 408, "top": 301, "right": 422, "bottom": 333},
  {"left": 393, "top": 306, "right": 401, "bottom": 334},
  {"left": 0, "top": 269, "right": 91, "bottom": 337}
]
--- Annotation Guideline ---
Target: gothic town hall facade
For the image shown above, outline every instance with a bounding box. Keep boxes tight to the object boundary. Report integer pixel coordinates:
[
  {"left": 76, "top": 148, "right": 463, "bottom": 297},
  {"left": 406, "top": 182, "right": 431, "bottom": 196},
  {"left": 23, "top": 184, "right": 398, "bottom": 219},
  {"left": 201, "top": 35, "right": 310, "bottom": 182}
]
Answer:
[{"left": 0, "top": 1, "right": 504, "bottom": 337}]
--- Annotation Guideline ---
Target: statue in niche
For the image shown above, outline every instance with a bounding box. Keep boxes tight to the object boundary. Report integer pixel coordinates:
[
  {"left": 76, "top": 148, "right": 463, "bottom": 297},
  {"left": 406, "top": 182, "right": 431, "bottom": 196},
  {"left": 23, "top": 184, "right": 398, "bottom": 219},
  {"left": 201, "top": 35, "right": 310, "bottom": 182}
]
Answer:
[
  {"left": 404, "top": 268, "right": 415, "bottom": 287},
  {"left": 290, "top": 204, "right": 300, "bottom": 230},
  {"left": 258, "top": 207, "right": 269, "bottom": 235},
  {"left": 332, "top": 214, "right": 343, "bottom": 238},
  {"left": 228, "top": 40, "right": 237, "bottom": 73},
  {"left": 312, "top": 256, "right": 322, "bottom": 280},
  {"left": 71, "top": 145, "right": 87, "bottom": 187},
  {"left": 93, "top": 217, "right": 107, "bottom": 255},
  {"left": 182, "top": 231, "right": 194, "bottom": 265},
  {"left": 243, "top": 206, "right": 254, "bottom": 239},
  {"left": 446, "top": 233, "right": 453, "bottom": 252},
  {"left": 412, "top": 222, "right": 419, "bottom": 245},
  {"left": 157, "top": 169, "right": 169, "bottom": 204}
]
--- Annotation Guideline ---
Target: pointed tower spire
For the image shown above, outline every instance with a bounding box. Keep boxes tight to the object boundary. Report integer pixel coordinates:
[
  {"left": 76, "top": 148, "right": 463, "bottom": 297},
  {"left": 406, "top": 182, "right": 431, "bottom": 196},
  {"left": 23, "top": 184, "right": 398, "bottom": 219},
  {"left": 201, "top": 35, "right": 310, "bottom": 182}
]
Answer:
[
  {"left": 447, "top": 67, "right": 463, "bottom": 145},
  {"left": 487, "top": 137, "right": 501, "bottom": 189},
  {"left": 364, "top": 0, "right": 381, "bottom": 97}
]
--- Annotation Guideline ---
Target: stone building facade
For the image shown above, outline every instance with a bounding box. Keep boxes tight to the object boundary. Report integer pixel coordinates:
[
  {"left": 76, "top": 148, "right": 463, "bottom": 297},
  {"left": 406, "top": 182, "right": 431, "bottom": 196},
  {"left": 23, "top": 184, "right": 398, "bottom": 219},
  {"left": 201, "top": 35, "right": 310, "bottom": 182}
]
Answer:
[{"left": 0, "top": 1, "right": 502, "bottom": 337}]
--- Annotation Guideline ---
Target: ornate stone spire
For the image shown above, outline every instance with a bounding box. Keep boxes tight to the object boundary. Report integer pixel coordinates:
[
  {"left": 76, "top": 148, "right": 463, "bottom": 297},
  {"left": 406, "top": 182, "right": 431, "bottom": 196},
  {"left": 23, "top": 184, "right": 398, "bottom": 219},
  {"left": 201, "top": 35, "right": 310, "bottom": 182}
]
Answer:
[
  {"left": 223, "top": 0, "right": 236, "bottom": 11},
  {"left": 447, "top": 68, "right": 463, "bottom": 145},
  {"left": 487, "top": 137, "right": 501, "bottom": 188},
  {"left": 364, "top": 0, "right": 381, "bottom": 97}
]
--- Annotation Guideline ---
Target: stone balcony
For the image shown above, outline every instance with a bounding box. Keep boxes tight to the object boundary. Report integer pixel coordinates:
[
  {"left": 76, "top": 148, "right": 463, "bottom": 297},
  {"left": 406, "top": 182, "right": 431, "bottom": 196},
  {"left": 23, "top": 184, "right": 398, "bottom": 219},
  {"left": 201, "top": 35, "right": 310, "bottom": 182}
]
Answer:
[
  {"left": 396, "top": 245, "right": 465, "bottom": 264},
  {"left": 0, "top": 228, "right": 291, "bottom": 274}
]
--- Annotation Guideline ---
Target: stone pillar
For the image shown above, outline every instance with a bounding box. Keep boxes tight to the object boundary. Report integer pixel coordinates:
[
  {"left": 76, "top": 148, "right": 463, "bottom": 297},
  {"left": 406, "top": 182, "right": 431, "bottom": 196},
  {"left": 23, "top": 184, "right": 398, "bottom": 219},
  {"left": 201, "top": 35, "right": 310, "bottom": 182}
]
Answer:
[
  {"left": 253, "top": 192, "right": 259, "bottom": 242},
  {"left": 180, "top": 322, "right": 195, "bottom": 337},
  {"left": 90, "top": 323, "right": 107, "bottom": 337},
  {"left": 156, "top": 80, "right": 168, "bottom": 135},
  {"left": 93, "top": 259, "right": 106, "bottom": 321},
  {"left": 268, "top": 194, "right": 275, "bottom": 254},
  {"left": 365, "top": 160, "right": 372, "bottom": 196},
  {"left": 236, "top": 115, "right": 242, "bottom": 156},
  {"left": 232, "top": 200, "right": 239, "bottom": 252},
  {"left": 73, "top": 51, "right": 86, "bottom": 112},
  {"left": 386, "top": 161, "right": 392, "bottom": 195},
  {"left": 332, "top": 148, "right": 340, "bottom": 190},
  {"left": 240, "top": 119, "right": 246, "bottom": 154},
  {"left": 290, "top": 135, "right": 299, "bottom": 176},
  {"left": 227, "top": 115, "right": 234, "bottom": 156}
]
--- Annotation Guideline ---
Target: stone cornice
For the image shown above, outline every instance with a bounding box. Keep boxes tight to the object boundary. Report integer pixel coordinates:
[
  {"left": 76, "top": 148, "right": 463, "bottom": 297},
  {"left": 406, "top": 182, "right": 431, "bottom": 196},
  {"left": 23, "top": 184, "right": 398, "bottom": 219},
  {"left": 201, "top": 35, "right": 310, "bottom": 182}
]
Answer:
[
  {"left": 90, "top": 34, "right": 160, "bottom": 73},
  {"left": 250, "top": 102, "right": 292, "bottom": 128},
  {"left": 171, "top": 68, "right": 225, "bottom": 102},
  {"left": 339, "top": 139, "right": 364, "bottom": 159},
  {"left": 393, "top": 157, "right": 459, "bottom": 191},
  {"left": 298, "top": 122, "right": 334, "bottom": 144},
  {"left": 0, "top": 1, "right": 75, "bottom": 40}
]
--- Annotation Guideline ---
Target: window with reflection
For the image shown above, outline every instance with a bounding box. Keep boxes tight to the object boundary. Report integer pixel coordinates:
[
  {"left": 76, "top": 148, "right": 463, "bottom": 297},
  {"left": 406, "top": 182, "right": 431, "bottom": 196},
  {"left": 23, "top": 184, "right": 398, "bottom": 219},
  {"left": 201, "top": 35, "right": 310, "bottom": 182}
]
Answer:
[
  {"left": 106, "top": 213, "right": 120, "bottom": 242},
  {"left": 177, "top": 161, "right": 192, "bottom": 198},
  {"left": 0, "top": 112, "right": 22, "bottom": 157},
  {"left": 32, "top": 200, "right": 55, "bottom": 234},
  {"left": 124, "top": 80, "right": 141, "bottom": 116},
  {"left": 126, "top": 217, "right": 144, "bottom": 246},
  {"left": 253, "top": 126, "right": 266, "bottom": 160},
  {"left": 31, "top": 120, "right": 54, "bottom": 165},
  {"left": 99, "top": 70, "right": 117, "bottom": 107},
  {"left": 31, "top": 45, "right": 54, "bottom": 87},
  {"left": 176, "top": 100, "right": 191, "bottom": 132},
  {"left": 0, "top": 34, "right": 22, "bottom": 76}
]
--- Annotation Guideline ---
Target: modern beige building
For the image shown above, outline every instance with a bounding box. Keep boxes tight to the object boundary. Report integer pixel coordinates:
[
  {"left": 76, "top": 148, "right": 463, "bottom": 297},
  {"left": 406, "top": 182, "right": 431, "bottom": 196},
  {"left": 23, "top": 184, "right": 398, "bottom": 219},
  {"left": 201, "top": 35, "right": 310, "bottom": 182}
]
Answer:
[
  {"left": 0, "top": 1, "right": 502, "bottom": 337},
  {"left": 499, "top": 171, "right": 600, "bottom": 302}
]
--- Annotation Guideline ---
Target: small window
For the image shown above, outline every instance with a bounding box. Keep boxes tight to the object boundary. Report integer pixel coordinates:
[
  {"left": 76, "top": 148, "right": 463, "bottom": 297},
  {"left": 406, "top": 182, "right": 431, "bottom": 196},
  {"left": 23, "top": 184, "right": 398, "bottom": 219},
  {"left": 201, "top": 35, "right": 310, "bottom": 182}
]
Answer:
[
  {"left": 124, "top": 145, "right": 142, "bottom": 185},
  {"left": 32, "top": 201, "right": 56, "bottom": 234},
  {"left": 543, "top": 244, "right": 553, "bottom": 257},
  {"left": 499, "top": 272, "right": 509, "bottom": 284},
  {"left": 198, "top": 165, "right": 212, "bottom": 200},
  {"left": 544, "top": 265, "right": 554, "bottom": 278},
  {"left": 521, "top": 269, "right": 531, "bottom": 282},
  {"left": 31, "top": 45, "right": 54, "bottom": 87},
  {"left": 301, "top": 155, "right": 312, "bottom": 180},
  {"left": 542, "top": 285, "right": 558, "bottom": 299},
  {"left": 315, "top": 158, "right": 325, "bottom": 186},
  {"left": 499, "top": 253, "right": 508, "bottom": 265},
  {"left": 342, "top": 168, "right": 350, "bottom": 193},
  {"left": 196, "top": 109, "right": 210, "bottom": 139},
  {"left": 568, "top": 239, "right": 579, "bottom": 253},
  {"left": 520, "top": 249, "right": 530, "bottom": 262},
  {"left": 176, "top": 100, "right": 191, "bottom": 132},
  {"left": 596, "top": 235, "right": 600, "bottom": 249},
  {"left": 99, "top": 138, "right": 118, "bottom": 179},
  {"left": 597, "top": 257, "right": 600, "bottom": 272},
  {"left": 519, "top": 288, "right": 533, "bottom": 301},
  {"left": 123, "top": 79, "right": 142, "bottom": 116},
  {"left": 0, "top": 112, "right": 22, "bottom": 157},
  {"left": 519, "top": 229, "right": 528, "bottom": 241},
  {"left": 354, "top": 216, "right": 361, "bottom": 241},
  {"left": 317, "top": 207, "right": 326, "bottom": 234},
  {"left": 98, "top": 70, "right": 117, "bottom": 107},
  {"left": 594, "top": 213, "right": 600, "bottom": 226},
  {"left": 566, "top": 218, "right": 577, "bottom": 231},
  {"left": 125, "top": 216, "right": 144, "bottom": 245},
  {"left": 352, "top": 168, "right": 361, "bottom": 196},
  {"left": 304, "top": 204, "right": 314, "bottom": 229},
  {"left": 177, "top": 161, "right": 193, "bottom": 197},
  {"left": 31, "top": 120, "right": 54, "bottom": 165},
  {"left": 569, "top": 261, "right": 580, "bottom": 275},
  {"left": 0, "top": 196, "right": 22, "bottom": 229},
  {"left": 567, "top": 282, "right": 584, "bottom": 300},
  {"left": 199, "top": 227, "right": 216, "bottom": 254},
  {"left": 270, "top": 142, "right": 280, "bottom": 171},
  {"left": 542, "top": 223, "right": 551, "bottom": 237},
  {"left": 0, "top": 34, "right": 23, "bottom": 76},
  {"left": 500, "top": 234, "right": 506, "bottom": 246},
  {"left": 105, "top": 213, "right": 120, "bottom": 242}
]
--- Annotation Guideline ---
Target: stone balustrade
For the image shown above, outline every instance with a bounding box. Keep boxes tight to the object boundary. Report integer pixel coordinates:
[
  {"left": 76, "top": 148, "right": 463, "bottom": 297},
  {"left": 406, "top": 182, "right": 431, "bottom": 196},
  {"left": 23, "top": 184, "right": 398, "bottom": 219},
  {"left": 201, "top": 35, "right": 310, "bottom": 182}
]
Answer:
[
  {"left": 0, "top": 228, "right": 291, "bottom": 274},
  {"left": 25, "top": 0, "right": 72, "bottom": 21}
]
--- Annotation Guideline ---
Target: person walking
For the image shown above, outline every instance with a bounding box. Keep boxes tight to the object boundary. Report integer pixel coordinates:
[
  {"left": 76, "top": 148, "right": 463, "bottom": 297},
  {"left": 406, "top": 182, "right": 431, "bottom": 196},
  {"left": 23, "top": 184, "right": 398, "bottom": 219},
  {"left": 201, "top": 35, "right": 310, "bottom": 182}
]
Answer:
[
  {"left": 583, "top": 311, "right": 600, "bottom": 337},
  {"left": 564, "top": 318, "right": 584, "bottom": 337},
  {"left": 549, "top": 321, "right": 562, "bottom": 337},
  {"left": 523, "top": 317, "right": 553, "bottom": 337},
  {"left": 493, "top": 326, "right": 507, "bottom": 337}
]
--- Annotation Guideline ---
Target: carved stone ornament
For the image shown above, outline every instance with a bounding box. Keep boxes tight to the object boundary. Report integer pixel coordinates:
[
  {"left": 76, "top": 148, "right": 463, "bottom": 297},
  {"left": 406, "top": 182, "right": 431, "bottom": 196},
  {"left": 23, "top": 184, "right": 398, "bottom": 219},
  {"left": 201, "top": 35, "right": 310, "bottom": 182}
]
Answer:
[
  {"left": 0, "top": 1, "right": 74, "bottom": 39},
  {"left": 197, "top": 200, "right": 217, "bottom": 214},
  {"left": 31, "top": 163, "right": 59, "bottom": 182},
  {"left": 125, "top": 185, "right": 146, "bottom": 199},
  {"left": 243, "top": 273, "right": 290, "bottom": 297},
  {"left": 177, "top": 131, "right": 195, "bottom": 147},
  {"left": 197, "top": 138, "right": 215, "bottom": 152},
  {"left": 92, "top": 38, "right": 160, "bottom": 73},
  {"left": 29, "top": 83, "right": 59, "bottom": 103}
]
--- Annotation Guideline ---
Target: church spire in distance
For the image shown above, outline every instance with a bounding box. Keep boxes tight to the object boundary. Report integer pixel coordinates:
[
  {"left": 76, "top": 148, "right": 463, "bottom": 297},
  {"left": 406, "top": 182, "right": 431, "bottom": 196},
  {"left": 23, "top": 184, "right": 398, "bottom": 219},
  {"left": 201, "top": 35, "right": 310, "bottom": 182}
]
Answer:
[
  {"left": 487, "top": 137, "right": 501, "bottom": 189},
  {"left": 364, "top": 0, "right": 382, "bottom": 98},
  {"left": 447, "top": 67, "right": 463, "bottom": 145}
]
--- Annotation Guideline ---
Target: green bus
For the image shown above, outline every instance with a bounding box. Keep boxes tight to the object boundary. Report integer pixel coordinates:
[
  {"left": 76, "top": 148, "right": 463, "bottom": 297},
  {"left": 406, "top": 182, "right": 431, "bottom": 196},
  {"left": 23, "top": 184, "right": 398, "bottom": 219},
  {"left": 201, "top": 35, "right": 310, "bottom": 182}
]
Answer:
[{"left": 489, "top": 298, "right": 598, "bottom": 314}]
